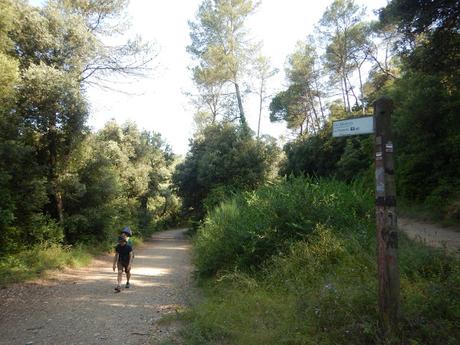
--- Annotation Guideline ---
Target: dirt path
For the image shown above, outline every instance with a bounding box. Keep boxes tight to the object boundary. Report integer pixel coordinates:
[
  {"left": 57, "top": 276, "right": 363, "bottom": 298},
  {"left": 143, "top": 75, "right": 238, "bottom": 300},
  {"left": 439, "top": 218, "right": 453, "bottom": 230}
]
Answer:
[
  {"left": 399, "top": 217, "right": 460, "bottom": 255},
  {"left": 0, "top": 228, "right": 192, "bottom": 345}
]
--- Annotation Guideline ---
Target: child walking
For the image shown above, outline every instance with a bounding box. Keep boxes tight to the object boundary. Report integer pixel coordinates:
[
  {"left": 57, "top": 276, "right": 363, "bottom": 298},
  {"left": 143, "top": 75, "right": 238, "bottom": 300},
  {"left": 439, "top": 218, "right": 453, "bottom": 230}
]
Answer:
[{"left": 113, "top": 235, "right": 133, "bottom": 292}]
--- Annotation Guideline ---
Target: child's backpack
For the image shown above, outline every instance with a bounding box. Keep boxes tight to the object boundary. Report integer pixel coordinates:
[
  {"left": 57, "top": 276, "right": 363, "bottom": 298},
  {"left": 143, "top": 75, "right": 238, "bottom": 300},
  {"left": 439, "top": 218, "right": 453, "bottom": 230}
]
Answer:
[
  {"left": 121, "top": 226, "right": 134, "bottom": 249},
  {"left": 122, "top": 227, "right": 132, "bottom": 237}
]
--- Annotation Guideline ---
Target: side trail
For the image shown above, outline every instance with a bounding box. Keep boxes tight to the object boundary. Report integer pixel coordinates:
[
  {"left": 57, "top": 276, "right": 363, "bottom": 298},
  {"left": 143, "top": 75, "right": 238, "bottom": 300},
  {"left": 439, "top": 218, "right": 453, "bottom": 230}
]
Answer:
[
  {"left": 399, "top": 217, "right": 460, "bottom": 255},
  {"left": 0, "top": 228, "right": 192, "bottom": 345}
]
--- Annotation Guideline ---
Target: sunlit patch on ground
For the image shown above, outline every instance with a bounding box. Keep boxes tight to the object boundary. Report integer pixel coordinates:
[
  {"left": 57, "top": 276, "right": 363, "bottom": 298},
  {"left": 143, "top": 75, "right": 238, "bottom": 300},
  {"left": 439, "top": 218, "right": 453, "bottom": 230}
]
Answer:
[
  {"left": 133, "top": 255, "right": 168, "bottom": 260},
  {"left": 129, "top": 280, "right": 170, "bottom": 288},
  {"left": 155, "top": 246, "right": 189, "bottom": 251},
  {"left": 0, "top": 229, "right": 192, "bottom": 345},
  {"left": 133, "top": 267, "right": 170, "bottom": 277}
]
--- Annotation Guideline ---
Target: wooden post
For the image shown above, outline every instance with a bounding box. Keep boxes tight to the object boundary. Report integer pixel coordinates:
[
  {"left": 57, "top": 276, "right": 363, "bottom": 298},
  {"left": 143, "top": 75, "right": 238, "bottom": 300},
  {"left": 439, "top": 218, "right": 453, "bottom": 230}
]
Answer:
[{"left": 374, "top": 97, "right": 400, "bottom": 337}]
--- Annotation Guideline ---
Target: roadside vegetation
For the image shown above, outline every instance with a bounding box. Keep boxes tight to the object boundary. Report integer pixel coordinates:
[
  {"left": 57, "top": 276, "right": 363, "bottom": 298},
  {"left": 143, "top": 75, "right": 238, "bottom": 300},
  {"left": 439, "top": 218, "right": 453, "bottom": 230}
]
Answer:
[
  {"left": 171, "top": 0, "right": 460, "bottom": 344},
  {"left": 0, "top": 244, "right": 92, "bottom": 285},
  {"left": 1, "top": 0, "right": 458, "bottom": 343},
  {"left": 181, "top": 178, "right": 459, "bottom": 345},
  {"left": 0, "top": 1, "right": 179, "bottom": 284}
]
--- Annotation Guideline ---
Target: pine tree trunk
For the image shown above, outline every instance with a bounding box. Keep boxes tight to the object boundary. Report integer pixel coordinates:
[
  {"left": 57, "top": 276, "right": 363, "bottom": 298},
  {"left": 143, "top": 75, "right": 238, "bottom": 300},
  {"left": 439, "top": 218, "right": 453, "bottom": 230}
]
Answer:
[
  {"left": 234, "top": 82, "right": 246, "bottom": 127},
  {"left": 307, "top": 88, "right": 319, "bottom": 132},
  {"left": 341, "top": 76, "right": 347, "bottom": 114},
  {"left": 314, "top": 78, "right": 326, "bottom": 120},
  {"left": 343, "top": 72, "right": 351, "bottom": 113},
  {"left": 357, "top": 62, "right": 365, "bottom": 114},
  {"left": 257, "top": 85, "right": 263, "bottom": 138}
]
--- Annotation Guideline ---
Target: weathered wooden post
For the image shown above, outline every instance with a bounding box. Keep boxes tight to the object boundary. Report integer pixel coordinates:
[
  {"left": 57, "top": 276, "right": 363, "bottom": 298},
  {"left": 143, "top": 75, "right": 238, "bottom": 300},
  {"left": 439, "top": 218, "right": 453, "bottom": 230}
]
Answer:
[
  {"left": 374, "top": 96, "right": 400, "bottom": 336},
  {"left": 332, "top": 98, "right": 400, "bottom": 337}
]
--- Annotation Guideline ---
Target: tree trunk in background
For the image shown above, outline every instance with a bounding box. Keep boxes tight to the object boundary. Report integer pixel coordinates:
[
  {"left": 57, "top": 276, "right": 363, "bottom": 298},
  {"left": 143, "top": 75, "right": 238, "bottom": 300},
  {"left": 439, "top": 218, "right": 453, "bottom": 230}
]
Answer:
[
  {"left": 357, "top": 62, "right": 365, "bottom": 114},
  {"left": 234, "top": 82, "right": 247, "bottom": 127},
  {"left": 314, "top": 78, "right": 326, "bottom": 121},
  {"left": 48, "top": 117, "right": 64, "bottom": 223},
  {"left": 341, "top": 76, "right": 347, "bottom": 114},
  {"left": 55, "top": 192, "right": 64, "bottom": 223},
  {"left": 257, "top": 85, "right": 263, "bottom": 138},
  {"left": 346, "top": 74, "right": 359, "bottom": 109},
  {"left": 343, "top": 72, "right": 351, "bottom": 113}
]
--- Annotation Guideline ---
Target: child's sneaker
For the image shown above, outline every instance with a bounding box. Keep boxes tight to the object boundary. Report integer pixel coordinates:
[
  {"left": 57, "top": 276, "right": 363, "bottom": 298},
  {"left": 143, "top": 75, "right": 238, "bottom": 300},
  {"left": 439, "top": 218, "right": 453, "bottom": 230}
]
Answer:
[
  {"left": 125, "top": 282, "right": 130, "bottom": 289},
  {"left": 114, "top": 285, "right": 121, "bottom": 293}
]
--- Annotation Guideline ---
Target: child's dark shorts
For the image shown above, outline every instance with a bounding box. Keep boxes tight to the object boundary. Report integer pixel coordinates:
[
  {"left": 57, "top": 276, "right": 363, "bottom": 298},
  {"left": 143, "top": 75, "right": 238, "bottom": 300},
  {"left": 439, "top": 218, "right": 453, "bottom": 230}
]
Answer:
[{"left": 117, "top": 261, "right": 131, "bottom": 272}]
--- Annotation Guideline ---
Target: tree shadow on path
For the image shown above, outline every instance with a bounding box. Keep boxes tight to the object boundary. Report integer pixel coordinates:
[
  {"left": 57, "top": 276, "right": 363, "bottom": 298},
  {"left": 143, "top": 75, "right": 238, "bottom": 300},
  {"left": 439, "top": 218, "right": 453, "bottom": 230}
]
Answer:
[{"left": 0, "top": 229, "right": 192, "bottom": 345}]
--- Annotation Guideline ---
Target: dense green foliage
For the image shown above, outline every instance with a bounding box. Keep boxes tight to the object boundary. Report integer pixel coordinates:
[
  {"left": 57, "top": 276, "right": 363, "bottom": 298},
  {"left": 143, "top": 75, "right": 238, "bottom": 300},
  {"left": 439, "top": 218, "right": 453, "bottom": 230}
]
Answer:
[
  {"left": 389, "top": 72, "right": 460, "bottom": 218},
  {"left": 280, "top": 123, "right": 374, "bottom": 184},
  {"left": 173, "top": 123, "right": 280, "bottom": 220},
  {"left": 270, "top": 0, "right": 460, "bottom": 222},
  {"left": 0, "top": 0, "right": 173, "bottom": 266},
  {"left": 62, "top": 121, "right": 179, "bottom": 245},
  {"left": 380, "top": 0, "right": 460, "bottom": 76},
  {"left": 183, "top": 178, "right": 460, "bottom": 345},
  {"left": 380, "top": 0, "right": 460, "bottom": 219},
  {"left": 194, "top": 178, "right": 373, "bottom": 276},
  {"left": 175, "top": 1, "right": 460, "bottom": 344}
]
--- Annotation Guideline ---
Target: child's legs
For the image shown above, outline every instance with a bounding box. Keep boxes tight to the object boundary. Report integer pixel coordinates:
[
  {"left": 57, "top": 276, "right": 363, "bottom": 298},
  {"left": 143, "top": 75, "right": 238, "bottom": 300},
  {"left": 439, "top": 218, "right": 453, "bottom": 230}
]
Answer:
[
  {"left": 118, "top": 261, "right": 131, "bottom": 283},
  {"left": 117, "top": 270, "right": 123, "bottom": 285},
  {"left": 126, "top": 267, "right": 131, "bottom": 282},
  {"left": 116, "top": 262, "right": 123, "bottom": 286}
]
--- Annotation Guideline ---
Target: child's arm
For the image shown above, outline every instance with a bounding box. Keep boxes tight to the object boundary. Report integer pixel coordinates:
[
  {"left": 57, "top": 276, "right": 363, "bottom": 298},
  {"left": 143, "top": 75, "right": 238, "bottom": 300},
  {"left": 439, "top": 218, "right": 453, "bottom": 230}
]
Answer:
[
  {"left": 127, "top": 251, "right": 133, "bottom": 270},
  {"left": 113, "top": 253, "right": 119, "bottom": 271}
]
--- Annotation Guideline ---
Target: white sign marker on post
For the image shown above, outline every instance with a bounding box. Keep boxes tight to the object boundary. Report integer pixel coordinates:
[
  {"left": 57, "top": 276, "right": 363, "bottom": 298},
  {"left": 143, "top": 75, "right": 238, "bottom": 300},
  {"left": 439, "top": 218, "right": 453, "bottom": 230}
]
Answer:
[{"left": 332, "top": 116, "right": 374, "bottom": 137}]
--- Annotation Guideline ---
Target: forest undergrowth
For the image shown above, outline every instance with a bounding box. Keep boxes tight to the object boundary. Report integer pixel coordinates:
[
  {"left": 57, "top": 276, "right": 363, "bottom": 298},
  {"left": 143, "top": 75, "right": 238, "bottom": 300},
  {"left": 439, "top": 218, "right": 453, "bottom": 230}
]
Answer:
[{"left": 178, "top": 178, "right": 459, "bottom": 345}]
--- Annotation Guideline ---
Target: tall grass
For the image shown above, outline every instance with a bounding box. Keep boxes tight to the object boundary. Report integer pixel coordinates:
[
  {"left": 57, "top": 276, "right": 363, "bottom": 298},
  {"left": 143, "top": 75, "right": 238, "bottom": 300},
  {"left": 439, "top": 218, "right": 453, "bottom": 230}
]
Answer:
[
  {"left": 0, "top": 221, "right": 163, "bottom": 286},
  {"left": 194, "top": 177, "right": 374, "bottom": 276},
  {"left": 183, "top": 177, "right": 460, "bottom": 345},
  {"left": 0, "top": 243, "right": 92, "bottom": 286}
]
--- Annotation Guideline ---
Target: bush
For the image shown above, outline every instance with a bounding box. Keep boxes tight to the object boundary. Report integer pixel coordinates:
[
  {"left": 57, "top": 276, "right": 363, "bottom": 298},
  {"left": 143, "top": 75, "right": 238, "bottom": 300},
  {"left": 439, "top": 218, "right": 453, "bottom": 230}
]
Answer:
[
  {"left": 173, "top": 123, "right": 281, "bottom": 220},
  {"left": 0, "top": 243, "right": 91, "bottom": 286},
  {"left": 183, "top": 177, "right": 460, "bottom": 345},
  {"left": 194, "top": 177, "right": 374, "bottom": 276}
]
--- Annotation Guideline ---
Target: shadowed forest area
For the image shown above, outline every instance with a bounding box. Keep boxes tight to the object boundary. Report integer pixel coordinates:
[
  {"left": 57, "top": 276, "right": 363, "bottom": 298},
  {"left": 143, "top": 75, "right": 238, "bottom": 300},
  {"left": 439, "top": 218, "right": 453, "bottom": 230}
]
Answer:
[
  {"left": 0, "top": 0, "right": 459, "bottom": 344},
  {"left": 0, "top": 0, "right": 180, "bottom": 283}
]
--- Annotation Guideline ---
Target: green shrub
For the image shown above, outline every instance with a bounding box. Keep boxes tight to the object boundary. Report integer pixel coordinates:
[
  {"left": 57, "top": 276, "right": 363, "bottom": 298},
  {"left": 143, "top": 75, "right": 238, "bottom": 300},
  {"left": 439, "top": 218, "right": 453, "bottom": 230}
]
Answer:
[
  {"left": 194, "top": 177, "right": 374, "bottom": 276},
  {"left": 183, "top": 178, "right": 460, "bottom": 345},
  {"left": 0, "top": 243, "right": 92, "bottom": 285}
]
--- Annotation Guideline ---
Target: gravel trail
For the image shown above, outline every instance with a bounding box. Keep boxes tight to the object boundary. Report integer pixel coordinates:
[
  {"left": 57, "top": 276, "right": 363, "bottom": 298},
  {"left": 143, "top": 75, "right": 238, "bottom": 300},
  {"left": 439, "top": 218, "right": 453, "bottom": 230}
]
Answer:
[
  {"left": 0, "top": 228, "right": 192, "bottom": 345},
  {"left": 399, "top": 217, "right": 460, "bottom": 255}
]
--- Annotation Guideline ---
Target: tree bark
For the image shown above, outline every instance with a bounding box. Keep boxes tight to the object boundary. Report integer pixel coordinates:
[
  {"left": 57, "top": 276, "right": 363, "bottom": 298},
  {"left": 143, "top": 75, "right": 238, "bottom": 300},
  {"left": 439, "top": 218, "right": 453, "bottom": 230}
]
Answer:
[
  {"left": 314, "top": 78, "right": 326, "bottom": 121},
  {"left": 340, "top": 75, "right": 347, "bottom": 114},
  {"left": 343, "top": 72, "right": 351, "bottom": 113},
  {"left": 307, "top": 88, "right": 320, "bottom": 132},
  {"left": 55, "top": 191, "right": 64, "bottom": 223},
  {"left": 257, "top": 80, "right": 264, "bottom": 138},
  {"left": 346, "top": 74, "right": 359, "bottom": 110},
  {"left": 357, "top": 60, "right": 365, "bottom": 114},
  {"left": 49, "top": 117, "right": 64, "bottom": 223},
  {"left": 234, "top": 82, "right": 246, "bottom": 127}
]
